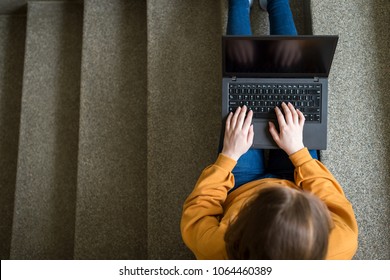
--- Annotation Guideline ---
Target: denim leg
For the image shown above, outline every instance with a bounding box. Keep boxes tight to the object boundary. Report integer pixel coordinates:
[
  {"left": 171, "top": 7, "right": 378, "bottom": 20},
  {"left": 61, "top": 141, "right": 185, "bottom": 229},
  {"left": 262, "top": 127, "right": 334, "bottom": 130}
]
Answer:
[
  {"left": 268, "top": 0, "right": 297, "bottom": 35},
  {"left": 268, "top": 149, "right": 318, "bottom": 181},
  {"left": 231, "top": 149, "right": 266, "bottom": 191},
  {"left": 227, "top": 0, "right": 252, "bottom": 35},
  {"left": 226, "top": 0, "right": 266, "bottom": 192},
  {"left": 309, "top": 149, "right": 319, "bottom": 160}
]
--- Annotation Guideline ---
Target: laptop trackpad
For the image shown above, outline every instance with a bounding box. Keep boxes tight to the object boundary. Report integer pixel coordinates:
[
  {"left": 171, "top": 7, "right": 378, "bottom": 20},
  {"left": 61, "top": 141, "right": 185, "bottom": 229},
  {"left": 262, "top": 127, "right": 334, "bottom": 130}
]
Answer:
[{"left": 252, "top": 121, "right": 277, "bottom": 149}]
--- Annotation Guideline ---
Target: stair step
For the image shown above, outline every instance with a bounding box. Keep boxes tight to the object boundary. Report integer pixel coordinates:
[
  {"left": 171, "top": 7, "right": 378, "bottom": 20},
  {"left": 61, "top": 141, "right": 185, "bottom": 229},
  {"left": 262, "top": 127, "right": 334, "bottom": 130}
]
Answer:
[
  {"left": 0, "top": 0, "right": 27, "bottom": 15},
  {"left": 10, "top": 1, "right": 83, "bottom": 259},
  {"left": 147, "top": 0, "right": 311, "bottom": 259},
  {"left": 3, "top": 0, "right": 314, "bottom": 260},
  {"left": 73, "top": 0, "right": 147, "bottom": 259},
  {"left": 0, "top": 15, "right": 26, "bottom": 260},
  {"left": 310, "top": 0, "right": 390, "bottom": 260},
  {"left": 147, "top": 0, "right": 222, "bottom": 259}
]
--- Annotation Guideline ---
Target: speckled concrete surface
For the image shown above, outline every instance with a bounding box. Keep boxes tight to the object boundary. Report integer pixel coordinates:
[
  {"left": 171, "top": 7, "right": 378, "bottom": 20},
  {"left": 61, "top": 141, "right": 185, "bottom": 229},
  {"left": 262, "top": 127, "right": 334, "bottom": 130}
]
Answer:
[
  {"left": 147, "top": 0, "right": 311, "bottom": 260},
  {"left": 2, "top": 0, "right": 388, "bottom": 260},
  {"left": 147, "top": 0, "right": 222, "bottom": 260},
  {"left": 310, "top": 0, "right": 390, "bottom": 259},
  {"left": 0, "top": 15, "right": 25, "bottom": 260},
  {"left": 10, "top": 2, "right": 82, "bottom": 259},
  {"left": 0, "top": 0, "right": 79, "bottom": 15},
  {"left": 74, "top": 0, "right": 148, "bottom": 260},
  {"left": 0, "top": 0, "right": 26, "bottom": 14}
]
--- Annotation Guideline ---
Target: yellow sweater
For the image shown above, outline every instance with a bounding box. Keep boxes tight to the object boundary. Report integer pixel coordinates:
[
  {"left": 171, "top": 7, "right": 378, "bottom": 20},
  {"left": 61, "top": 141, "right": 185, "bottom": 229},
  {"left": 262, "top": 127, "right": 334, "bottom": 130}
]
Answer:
[{"left": 181, "top": 148, "right": 358, "bottom": 260}]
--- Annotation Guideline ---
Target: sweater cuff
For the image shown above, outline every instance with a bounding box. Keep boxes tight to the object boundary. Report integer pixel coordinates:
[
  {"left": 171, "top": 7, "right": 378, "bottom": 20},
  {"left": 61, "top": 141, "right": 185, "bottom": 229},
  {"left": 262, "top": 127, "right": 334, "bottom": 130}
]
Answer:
[
  {"left": 215, "top": 153, "right": 237, "bottom": 172},
  {"left": 289, "top": 147, "right": 314, "bottom": 167}
]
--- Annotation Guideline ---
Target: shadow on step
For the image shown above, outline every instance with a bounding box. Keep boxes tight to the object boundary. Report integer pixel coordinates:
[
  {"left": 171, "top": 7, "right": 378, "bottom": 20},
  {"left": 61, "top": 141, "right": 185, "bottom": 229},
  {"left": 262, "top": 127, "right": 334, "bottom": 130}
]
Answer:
[{"left": 0, "top": 15, "right": 26, "bottom": 260}]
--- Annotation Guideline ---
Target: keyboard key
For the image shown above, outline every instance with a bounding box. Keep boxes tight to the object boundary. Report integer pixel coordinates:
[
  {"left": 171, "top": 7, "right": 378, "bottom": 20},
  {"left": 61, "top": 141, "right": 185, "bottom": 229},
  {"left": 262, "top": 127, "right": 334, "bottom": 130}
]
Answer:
[{"left": 305, "top": 107, "right": 320, "bottom": 113}]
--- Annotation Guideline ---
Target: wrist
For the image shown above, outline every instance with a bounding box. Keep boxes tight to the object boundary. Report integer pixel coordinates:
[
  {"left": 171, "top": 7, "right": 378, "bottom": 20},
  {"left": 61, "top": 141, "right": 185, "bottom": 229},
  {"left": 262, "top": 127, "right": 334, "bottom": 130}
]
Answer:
[
  {"left": 285, "top": 144, "right": 305, "bottom": 156},
  {"left": 221, "top": 149, "right": 239, "bottom": 161}
]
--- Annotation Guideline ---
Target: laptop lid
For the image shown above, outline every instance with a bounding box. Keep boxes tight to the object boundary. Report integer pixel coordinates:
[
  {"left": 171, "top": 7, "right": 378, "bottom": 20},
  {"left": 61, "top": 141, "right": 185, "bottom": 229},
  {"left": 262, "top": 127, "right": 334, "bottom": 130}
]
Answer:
[{"left": 222, "top": 35, "right": 338, "bottom": 79}]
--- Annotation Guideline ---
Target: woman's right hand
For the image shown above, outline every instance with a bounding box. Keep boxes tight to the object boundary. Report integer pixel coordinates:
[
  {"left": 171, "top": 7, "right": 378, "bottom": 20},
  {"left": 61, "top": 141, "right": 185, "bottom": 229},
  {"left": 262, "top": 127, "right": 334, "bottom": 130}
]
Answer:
[{"left": 268, "top": 102, "right": 305, "bottom": 155}]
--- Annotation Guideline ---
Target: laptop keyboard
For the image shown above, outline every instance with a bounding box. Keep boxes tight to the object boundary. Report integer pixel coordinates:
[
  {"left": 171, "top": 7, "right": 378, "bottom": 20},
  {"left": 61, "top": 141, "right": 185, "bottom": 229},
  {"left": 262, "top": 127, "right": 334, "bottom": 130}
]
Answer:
[{"left": 228, "top": 83, "right": 322, "bottom": 122}]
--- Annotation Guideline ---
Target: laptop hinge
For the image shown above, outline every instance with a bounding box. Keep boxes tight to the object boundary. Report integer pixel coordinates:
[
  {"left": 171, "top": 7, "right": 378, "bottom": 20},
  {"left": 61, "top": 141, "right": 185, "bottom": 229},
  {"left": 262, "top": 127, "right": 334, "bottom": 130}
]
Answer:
[
  {"left": 232, "top": 76, "right": 237, "bottom": 82},
  {"left": 314, "top": 77, "right": 320, "bottom": 82}
]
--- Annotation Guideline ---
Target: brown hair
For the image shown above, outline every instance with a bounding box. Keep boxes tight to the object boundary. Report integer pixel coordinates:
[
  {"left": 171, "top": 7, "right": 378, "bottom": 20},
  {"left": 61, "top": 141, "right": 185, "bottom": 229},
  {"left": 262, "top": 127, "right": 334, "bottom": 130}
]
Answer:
[{"left": 225, "top": 186, "right": 332, "bottom": 259}]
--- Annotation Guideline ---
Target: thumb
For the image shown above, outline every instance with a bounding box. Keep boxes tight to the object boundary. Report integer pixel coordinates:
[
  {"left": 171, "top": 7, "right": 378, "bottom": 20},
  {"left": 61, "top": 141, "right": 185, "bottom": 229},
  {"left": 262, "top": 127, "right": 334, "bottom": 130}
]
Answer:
[
  {"left": 247, "top": 124, "right": 254, "bottom": 144},
  {"left": 268, "top": 121, "right": 280, "bottom": 143}
]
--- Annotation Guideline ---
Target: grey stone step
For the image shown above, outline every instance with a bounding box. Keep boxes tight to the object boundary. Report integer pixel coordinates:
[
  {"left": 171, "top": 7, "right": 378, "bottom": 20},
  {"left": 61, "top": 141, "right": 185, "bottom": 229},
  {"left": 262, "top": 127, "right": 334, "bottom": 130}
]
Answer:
[
  {"left": 73, "top": 0, "right": 147, "bottom": 259},
  {"left": 147, "top": 0, "right": 222, "bottom": 259},
  {"left": 310, "top": 0, "right": 390, "bottom": 260},
  {"left": 146, "top": 0, "right": 311, "bottom": 260},
  {"left": 0, "top": 0, "right": 79, "bottom": 15},
  {"left": 10, "top": 1, "right": 83, "bottom": 259},
  {"left": 0, "top": 15, "right": 26, "bottom": 260},
  {"left": 0, "top": 0, "right": 26, "bottom": 15}
]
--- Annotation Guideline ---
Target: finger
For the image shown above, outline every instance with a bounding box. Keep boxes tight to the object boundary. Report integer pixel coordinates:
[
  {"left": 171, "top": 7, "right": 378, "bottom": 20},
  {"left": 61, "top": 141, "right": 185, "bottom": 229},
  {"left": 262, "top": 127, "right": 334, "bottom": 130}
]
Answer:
[
  {"left": 297, "top": 109, "right": 306, "bottom": 126},
  {"left": 268, "top": 121, "right": 280, "bottom": 144},
  {"left": 225, "top": 112, "right": 232, "bottom": 131},
  {"left": 247, "top": 124, "right": 254, "bottom": 144},
  {"left": 242, "top": 109, "right": 253, "bottom": 132},
  {"left": 231, "top": 106, "right": 241, "bottom": 128},
  {"left": 288, "top": 102, "right": 298, "bottom": 124},
  {"left": 275, "top": 106, "right": 286, "bottom": 127},
  {"left": 236, "top": 105, "right": 248, "bottom": 129},
  {"left": 281, "top": 102, "right": 292, "bottom": 124}
]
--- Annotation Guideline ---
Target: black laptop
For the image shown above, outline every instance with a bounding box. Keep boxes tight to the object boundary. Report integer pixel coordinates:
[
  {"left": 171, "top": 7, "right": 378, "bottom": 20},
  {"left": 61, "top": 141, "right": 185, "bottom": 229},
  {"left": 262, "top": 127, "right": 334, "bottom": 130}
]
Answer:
[{"left": 222, "top": 35, "right": 338, "bottom": 150}]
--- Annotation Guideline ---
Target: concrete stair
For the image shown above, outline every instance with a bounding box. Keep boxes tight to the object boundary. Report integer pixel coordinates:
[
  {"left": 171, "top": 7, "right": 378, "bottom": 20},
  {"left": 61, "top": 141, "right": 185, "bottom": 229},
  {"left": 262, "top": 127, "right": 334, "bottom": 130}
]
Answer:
[
  {"left": 0, "top": 0, "right": 389, "bottom": 260},
  {"left": 10, "top": 1, "right": 82, "bottom": 259},
  {"left": 74, "top": 0, "right": 147, "bottom": 260},
  {"left": 0, "top": 14, "right": 26, "bottom": 260}
]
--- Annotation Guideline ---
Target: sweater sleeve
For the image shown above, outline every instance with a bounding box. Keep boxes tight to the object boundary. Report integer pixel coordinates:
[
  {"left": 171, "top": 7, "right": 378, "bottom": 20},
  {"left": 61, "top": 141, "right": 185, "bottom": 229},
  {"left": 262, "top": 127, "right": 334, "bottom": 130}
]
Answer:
[
  {"left": 180, "top": 153, "right": 236, "bottom": 259},
  {"left": 290, "top": 148, "right": 359, "bottom": 259}
]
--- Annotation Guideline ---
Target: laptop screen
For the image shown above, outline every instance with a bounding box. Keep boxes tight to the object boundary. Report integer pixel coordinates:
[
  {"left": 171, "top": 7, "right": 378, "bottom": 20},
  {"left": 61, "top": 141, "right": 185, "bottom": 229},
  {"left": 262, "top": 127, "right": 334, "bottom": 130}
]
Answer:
[{"left": 222, "top": 36, "right": 338, "bottom": 78}]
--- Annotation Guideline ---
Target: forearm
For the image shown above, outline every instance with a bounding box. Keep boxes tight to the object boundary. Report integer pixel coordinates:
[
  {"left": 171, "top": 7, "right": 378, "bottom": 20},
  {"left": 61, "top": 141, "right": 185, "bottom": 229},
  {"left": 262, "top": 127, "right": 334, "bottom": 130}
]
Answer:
[
  {"left": 290, "top": 148, "right": 358, "bottom": 237},
  {"left": 181, "top": 154, "right": 236, "bottom": 253}
]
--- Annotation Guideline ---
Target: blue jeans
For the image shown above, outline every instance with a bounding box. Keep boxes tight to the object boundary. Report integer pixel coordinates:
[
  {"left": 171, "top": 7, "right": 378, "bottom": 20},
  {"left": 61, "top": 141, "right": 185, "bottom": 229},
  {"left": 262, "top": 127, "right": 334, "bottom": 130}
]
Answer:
[
  {"left": 227, "top": 0, "right": 297, "bottom": 35},
  {"left": 225, "top": 0, "right": 317, "bottom": 191},
  {"left": 231, "top": 149, "right": 319, "bottom": 190}
]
